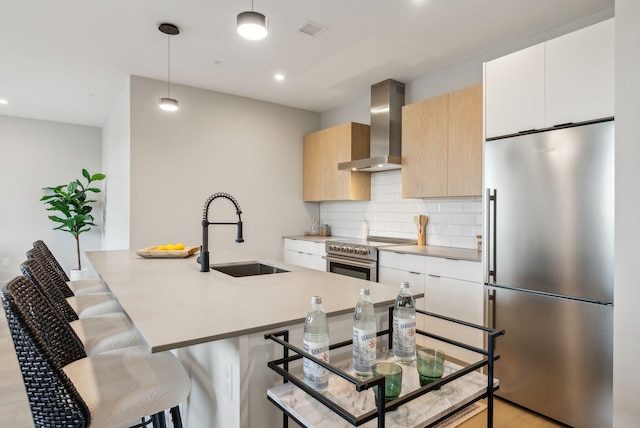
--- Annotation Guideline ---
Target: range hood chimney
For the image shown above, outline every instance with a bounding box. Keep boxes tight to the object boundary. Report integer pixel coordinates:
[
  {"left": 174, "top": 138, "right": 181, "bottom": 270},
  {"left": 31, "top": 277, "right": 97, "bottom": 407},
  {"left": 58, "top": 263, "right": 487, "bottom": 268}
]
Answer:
[{"left": 338, "top": 79, "right": 405, "bottom": 172}]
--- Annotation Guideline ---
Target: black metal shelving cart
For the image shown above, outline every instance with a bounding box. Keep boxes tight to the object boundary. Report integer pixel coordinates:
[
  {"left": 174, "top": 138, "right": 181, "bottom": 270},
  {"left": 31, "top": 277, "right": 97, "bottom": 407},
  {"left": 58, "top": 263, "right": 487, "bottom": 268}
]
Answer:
[{"left": 264, "top": 307, "right": 504, "bottom": 428}]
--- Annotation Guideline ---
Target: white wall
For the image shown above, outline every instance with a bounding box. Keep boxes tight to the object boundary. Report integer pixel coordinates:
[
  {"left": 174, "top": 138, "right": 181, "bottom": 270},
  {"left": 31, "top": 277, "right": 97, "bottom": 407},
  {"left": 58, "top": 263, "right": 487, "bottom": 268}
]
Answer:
[
  {"left": 614, "top": 0, "right": 640, "bottom": 425},
  {"left": 102, "top": 79, "right": 131, "bottom": 250},
  {"left": 128, "top": 76, "right": 320, "bottom": 260},
  {"left": 0, "top": 115, "right": 102, "bottom": 281}
]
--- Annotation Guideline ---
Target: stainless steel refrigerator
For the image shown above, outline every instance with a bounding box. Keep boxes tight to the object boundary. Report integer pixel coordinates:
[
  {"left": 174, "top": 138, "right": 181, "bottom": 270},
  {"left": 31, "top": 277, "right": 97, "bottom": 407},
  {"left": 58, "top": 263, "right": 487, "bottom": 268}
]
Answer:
[{"left": 484, "top": 118, "right": 613, "bottom": 428}]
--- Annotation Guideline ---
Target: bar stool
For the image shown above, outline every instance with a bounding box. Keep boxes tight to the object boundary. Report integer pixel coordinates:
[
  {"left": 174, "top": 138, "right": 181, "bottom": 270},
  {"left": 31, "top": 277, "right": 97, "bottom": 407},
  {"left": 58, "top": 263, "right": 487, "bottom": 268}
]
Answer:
[
  {"left": 32, "top": 240, "right": 108, "bottom": 295},
  {"left": 2, "top": 276, "right": 190, "bottom": 428},
  {"left": 20, "top": 258, "right": 145, "bottom": 355},
  {"left": 23, "top": 253, "right": 123, "bottom": 318}
]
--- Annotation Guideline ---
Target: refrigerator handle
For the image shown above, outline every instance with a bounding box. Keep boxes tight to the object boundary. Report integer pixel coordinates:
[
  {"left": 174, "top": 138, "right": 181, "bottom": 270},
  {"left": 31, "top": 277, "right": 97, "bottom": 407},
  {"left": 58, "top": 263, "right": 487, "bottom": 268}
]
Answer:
[
  {"left": 485, "top": 188, "right": 497, "bottom": 283},
  {"left": 486, "top": 288, "right": 497, "bottom": 329}
]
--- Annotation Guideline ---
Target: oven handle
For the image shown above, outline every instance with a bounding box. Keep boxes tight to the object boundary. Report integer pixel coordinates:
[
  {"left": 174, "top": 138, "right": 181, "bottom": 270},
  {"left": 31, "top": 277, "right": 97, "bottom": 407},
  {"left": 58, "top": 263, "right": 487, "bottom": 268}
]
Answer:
[{"left": 322, "top": 255, "right": 377, "bottom": 269}]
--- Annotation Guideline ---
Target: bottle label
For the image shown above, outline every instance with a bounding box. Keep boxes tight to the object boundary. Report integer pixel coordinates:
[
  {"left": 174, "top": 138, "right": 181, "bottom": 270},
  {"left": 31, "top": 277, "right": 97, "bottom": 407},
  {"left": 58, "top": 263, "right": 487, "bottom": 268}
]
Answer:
[
  {"left": 393, "top": 315, "right": 416, "bottom": 354},
  {"left": 303, "top": 339, "right": 329, "bottom": 389},
  {"left": 353, "top": 327, "right": 377, "bottom": 372}
]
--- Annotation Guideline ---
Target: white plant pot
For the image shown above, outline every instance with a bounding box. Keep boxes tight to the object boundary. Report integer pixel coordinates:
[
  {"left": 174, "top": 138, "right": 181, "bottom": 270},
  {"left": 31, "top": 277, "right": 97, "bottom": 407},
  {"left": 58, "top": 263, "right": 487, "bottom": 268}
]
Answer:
[{"left": 70, "top": 268, "right": 90, "bottom": 281}]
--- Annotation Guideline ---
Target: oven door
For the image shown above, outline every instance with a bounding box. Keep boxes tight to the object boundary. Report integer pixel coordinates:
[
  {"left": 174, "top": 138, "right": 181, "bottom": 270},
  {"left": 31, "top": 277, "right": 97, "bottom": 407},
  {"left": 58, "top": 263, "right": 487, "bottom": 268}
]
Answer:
[{"left": 324, "top": 254, "right": 377, "bottom": 282}]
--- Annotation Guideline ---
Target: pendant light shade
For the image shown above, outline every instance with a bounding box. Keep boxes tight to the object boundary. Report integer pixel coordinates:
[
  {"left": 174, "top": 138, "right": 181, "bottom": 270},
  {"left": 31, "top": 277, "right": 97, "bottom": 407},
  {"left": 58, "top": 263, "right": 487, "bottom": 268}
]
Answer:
[
  {"left": 158, "top": 23, "right": 180, "bottom": 112},
  {"left": 237, "top": 1, "right": 268, "bottom": 41},
  {"left": 159, "top": 97, "right": 179, "bottom": 111}
]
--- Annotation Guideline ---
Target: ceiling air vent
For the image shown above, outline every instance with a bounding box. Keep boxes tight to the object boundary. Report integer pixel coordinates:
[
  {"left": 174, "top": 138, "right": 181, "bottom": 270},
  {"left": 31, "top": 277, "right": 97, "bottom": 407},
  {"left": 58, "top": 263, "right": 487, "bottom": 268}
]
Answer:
[{"left": 297, "top": 21, "right": 327, "bottom": 37}]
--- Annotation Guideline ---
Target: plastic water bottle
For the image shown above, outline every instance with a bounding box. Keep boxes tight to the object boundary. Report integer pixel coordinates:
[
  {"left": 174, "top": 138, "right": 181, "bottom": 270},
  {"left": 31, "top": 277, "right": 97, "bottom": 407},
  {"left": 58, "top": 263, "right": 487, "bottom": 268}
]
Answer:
[
  {"left": 352, "top": 288, "right": 377, "bottom": 378},
  {"left": 393, "top": 281, "right": 416, "bottom": 364},
  {"left": 303, "top": 296, "right": 330, "bottom": 391}
]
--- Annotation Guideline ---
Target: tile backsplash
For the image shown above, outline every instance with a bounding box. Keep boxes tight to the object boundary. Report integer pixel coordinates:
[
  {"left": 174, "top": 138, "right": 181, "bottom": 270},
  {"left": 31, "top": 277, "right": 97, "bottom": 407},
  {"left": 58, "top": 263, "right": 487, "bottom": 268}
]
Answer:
[{"left": 320, "top": 170, "right": 482, "bottom": 249}]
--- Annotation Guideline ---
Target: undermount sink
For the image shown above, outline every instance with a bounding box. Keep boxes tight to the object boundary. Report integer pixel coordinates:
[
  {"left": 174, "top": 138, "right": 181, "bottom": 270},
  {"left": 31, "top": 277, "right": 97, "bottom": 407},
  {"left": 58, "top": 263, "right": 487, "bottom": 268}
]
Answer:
[{"left": 210, "top": 261, "right": 289, "bottom": 277}]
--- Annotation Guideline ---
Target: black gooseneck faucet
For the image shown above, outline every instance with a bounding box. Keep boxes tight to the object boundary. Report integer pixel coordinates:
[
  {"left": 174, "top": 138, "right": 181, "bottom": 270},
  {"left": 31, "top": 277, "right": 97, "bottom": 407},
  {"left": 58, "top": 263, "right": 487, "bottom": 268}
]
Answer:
[{"left": 198, "top": 192, "right": 244, "bottom": 272}]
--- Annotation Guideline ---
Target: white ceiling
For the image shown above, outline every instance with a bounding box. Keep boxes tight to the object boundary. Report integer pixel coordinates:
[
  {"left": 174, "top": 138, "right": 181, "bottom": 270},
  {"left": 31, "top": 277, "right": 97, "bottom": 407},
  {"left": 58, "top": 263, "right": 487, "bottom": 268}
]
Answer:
[{"left": 0, "top": 0, "right": 613, "bottom": 128}]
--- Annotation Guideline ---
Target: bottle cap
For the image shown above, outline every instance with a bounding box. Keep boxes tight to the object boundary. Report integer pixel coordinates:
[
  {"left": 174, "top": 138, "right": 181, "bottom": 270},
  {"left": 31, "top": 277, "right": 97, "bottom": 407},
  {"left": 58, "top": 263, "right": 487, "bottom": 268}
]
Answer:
[
  {"left": 401, "top": 281, "right": 410, "bottom": 288},
  {"left": 360, "top": 288, "right": 370, "bottom": 296},
  {"left": 311, "top": 295, "right": 322, "bottom": 304}
]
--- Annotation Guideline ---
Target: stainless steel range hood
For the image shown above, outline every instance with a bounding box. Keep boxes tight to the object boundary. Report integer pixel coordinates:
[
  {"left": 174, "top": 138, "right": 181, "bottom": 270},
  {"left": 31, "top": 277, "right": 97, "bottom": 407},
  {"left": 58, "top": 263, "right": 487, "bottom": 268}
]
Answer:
[{"left": 338, "top": 79, "right": 405, "bottom": 172}]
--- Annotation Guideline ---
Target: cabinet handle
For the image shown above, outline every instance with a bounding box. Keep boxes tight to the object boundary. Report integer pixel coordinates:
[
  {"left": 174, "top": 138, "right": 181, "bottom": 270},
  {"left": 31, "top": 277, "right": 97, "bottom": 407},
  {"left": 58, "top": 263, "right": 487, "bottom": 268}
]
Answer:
[
  {"left": 427, "top": 274, "right": 441, "bottom": 278},
  {"left": 409, "top": 271, "right": 421, "bottom": 275}
]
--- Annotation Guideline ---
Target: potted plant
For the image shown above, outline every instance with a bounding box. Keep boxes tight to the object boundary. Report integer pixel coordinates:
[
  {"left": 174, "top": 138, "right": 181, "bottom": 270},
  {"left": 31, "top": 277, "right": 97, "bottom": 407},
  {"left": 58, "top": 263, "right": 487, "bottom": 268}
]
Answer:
[{"left": 41, "top": 169, "right": 106, "bottom": 277}]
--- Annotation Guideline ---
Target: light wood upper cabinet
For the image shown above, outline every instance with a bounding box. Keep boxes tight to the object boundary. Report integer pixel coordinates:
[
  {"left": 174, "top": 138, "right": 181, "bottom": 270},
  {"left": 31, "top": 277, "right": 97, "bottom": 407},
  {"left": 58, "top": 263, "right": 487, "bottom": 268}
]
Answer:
[
  {"left": 303, "top": 122, "right": 371, "bottom": 201},
  {"left": 402, "top": 93, "right": 448, "bottom": 198},
  {"left": 402, "top": 84, "right": 482, "bottom": 198},
  {"left": 448, "top": 84, "right": 483, "bottom": 196}
]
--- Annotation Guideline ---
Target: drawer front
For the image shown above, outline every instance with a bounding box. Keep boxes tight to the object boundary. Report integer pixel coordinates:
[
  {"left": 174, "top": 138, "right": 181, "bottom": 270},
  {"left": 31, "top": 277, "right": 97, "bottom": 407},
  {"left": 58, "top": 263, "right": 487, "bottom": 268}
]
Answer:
[
  {"left": 423, "top": 257, "right": 481, "bottom": 283},
  {"left": 283, "top": 239, "right": 326, "bottom": 256},
  {"left": 284, "top": 250, "right": 325, "bottom": 271},
  {"left": 379, "top": 251, "right": 425, "bottom": 273}
]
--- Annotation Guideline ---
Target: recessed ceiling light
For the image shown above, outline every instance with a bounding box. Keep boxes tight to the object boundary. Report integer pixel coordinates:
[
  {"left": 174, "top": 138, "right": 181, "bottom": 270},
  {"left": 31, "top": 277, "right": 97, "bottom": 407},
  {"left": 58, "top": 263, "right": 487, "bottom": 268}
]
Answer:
[
  {"left": 274, "top": 74, "right": 285, "bottom": 81},
  {"left": 0, "top": 99, "right": 8, "bottom": 105}
]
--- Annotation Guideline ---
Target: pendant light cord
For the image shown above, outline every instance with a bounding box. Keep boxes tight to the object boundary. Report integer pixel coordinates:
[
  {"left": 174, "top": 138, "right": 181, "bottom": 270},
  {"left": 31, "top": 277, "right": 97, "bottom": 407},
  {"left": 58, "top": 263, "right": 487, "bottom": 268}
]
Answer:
[{"left": 167, "top": 34, "right": 171, "bottom": 98}]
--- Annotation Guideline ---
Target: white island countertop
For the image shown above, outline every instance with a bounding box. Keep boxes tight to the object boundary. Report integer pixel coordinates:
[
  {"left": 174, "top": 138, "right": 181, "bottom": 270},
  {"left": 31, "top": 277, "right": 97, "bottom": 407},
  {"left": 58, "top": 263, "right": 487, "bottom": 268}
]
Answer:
[{"left": 86, "top": 248, "right": 416, "bottom": 353}]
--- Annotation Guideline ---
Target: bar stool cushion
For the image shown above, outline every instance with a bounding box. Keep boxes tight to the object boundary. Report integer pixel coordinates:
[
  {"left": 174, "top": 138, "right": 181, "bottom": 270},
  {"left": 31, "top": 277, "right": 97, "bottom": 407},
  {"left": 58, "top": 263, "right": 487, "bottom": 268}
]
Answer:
[
  {"left": 68, "top": 279, "right": 110, "bottom": 295},
  {"left": 70, "top": 313, "right": 146, "bottom": 355},
  {"left": 63, "top": 346, "right": 191, "bottom": 428},
  {"left": 67, "top": 292, "right": 123, "bottom": 318}
]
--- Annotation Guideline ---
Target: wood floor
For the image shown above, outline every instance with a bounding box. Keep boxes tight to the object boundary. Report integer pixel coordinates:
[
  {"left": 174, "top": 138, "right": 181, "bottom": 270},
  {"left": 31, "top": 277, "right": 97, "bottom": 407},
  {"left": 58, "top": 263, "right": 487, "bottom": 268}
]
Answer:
[
  {"left": 458, "top": 398, "right": 566, "bottom": 428},
  {"left": 1, "top": 306, "right": 564, "bottom": 428}
]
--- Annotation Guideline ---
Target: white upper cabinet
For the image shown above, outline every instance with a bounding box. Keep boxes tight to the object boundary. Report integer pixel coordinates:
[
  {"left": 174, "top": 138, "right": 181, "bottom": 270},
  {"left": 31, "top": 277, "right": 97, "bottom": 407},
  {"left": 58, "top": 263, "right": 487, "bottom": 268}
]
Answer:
[
  {"left": 485, "top": 18, "right": 614, "bottom": 138},
  {"left": 545, "top": 19, "right": 615, "bottom": 126},
  {"left": 485, "top": 43, "right": 545, "bottom": 138}
]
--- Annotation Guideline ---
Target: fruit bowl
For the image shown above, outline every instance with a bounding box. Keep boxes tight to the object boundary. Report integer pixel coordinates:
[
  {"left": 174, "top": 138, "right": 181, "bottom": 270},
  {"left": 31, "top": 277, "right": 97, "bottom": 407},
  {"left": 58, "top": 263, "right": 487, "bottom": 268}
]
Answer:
[{"left": 136, "top": 246, "right": 199, "bottom": 258}]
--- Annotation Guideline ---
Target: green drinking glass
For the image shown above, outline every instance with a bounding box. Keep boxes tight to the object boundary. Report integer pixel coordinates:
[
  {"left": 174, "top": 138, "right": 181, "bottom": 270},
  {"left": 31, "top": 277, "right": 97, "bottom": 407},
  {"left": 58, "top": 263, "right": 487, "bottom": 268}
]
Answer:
[
  {"left": 372, "top": 362, "right": 403, "bottom": 403},
  {"left": 416, "top": 347, "right": 445, "bottom": 387}
]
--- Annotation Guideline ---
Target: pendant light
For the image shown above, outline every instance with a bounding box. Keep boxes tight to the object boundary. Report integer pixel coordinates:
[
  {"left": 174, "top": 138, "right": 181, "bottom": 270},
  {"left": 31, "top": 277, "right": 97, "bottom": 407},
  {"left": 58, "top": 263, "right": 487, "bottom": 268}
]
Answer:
[
  {"left": 158, "top": 23, "right": 179, "bottom": 112},
  {"left": 237, "top": 0, "right": 268, "bottom": 41}
]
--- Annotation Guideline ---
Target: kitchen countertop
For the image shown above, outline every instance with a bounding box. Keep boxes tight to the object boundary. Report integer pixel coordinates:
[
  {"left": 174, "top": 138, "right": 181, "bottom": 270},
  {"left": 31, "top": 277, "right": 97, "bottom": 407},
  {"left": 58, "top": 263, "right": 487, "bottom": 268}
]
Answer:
[
  {"left": 380, "top": 245, "right": 482, "bottom": 262},
  {"left": 86, "top": 248, "right": 417, "bottom": 353},
  {"left": 285, "top": 235, "right": 481, "bottom": 262},
  {"left": 283, "top": 235, "right": 347, "bottom": 243}
]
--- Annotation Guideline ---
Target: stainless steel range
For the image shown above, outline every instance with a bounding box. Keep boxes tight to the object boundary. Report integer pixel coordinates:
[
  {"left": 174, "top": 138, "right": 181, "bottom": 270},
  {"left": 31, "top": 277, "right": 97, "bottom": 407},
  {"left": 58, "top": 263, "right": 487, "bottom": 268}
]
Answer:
[{"left": 324, "top": 236, "right": 416, "bottom": 282}]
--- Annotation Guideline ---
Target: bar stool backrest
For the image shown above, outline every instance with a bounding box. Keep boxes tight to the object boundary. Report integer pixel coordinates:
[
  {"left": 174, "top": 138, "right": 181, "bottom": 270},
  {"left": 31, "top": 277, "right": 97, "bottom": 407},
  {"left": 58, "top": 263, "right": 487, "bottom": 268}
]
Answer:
[
  {"left": 5, "top": 272, "right": 86, "bottom": 366},
  {"left": 21, "top": 258, "right": 79, "bottom": 323},
  {"left": 26, "top": 247, "right": 74, "bottom": 299},
  {"left": 33, "top": 240, "right": 71, "bottom": 282},
  {"left": 1, "top": 276, "right": 90, "bottom": 427}
]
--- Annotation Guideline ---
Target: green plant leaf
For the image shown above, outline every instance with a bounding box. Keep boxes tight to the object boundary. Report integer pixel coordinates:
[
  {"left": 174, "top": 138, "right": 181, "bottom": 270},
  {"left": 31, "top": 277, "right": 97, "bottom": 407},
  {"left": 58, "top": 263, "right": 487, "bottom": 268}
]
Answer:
[{"left": 41, "top": 169, "right": 106, "bottom": 270}]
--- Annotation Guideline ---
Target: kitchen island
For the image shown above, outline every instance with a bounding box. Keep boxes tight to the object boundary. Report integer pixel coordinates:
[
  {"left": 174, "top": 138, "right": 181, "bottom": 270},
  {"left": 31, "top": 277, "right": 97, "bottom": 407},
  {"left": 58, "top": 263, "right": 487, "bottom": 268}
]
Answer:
[{"left": 86, "top": 248, "right": 414, "bottom": 428}]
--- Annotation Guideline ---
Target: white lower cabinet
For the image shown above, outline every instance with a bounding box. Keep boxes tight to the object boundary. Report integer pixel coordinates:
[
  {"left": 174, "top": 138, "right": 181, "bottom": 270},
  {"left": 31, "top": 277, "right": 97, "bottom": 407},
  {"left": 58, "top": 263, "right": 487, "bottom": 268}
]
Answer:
[
  {"left": 283, "top": 238, "right": 326, "bottom": 271},
  {"left": 379, "top": 250, "right": 483, "bottom": 363},
  {"left": 423, "top": 273, "right": 484, "bottom": 364}
]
